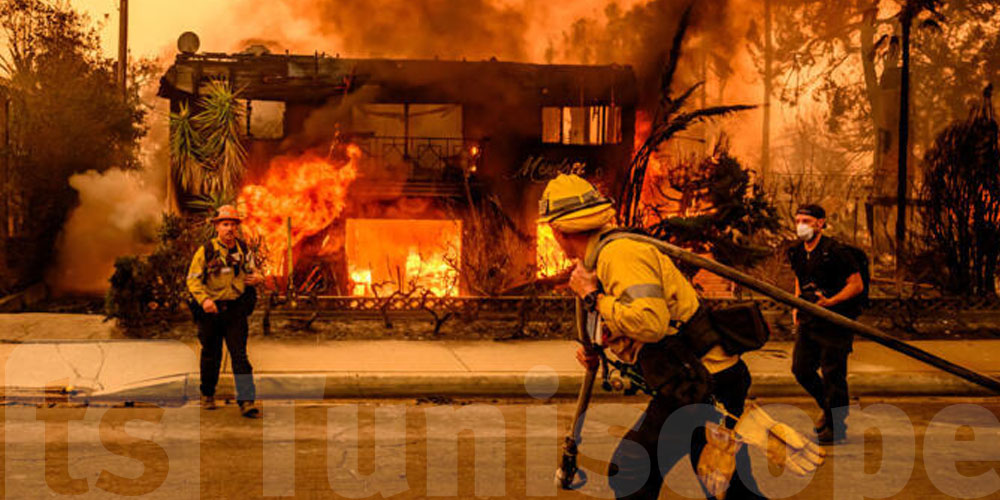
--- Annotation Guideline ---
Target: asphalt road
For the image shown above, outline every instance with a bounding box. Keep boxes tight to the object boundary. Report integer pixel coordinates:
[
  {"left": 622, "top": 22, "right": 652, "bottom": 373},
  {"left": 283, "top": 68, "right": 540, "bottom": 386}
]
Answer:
[{"left": 2, "top": 396, "right": 999, "bottom": 499}]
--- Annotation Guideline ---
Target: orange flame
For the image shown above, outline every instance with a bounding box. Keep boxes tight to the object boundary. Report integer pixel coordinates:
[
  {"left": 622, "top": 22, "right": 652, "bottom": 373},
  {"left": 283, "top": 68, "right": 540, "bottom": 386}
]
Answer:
[
  {"left": 536, "top": 223, "right": 573, "bottom": 278},
  {"left": 346, "top": 218, "right": 461, "bottom": 297},
  {"left": 633, "top": 110, "right": 685, "bottom": 226},
  {"left": 238, "top": 147, "right": 361, "bottom": 274}
]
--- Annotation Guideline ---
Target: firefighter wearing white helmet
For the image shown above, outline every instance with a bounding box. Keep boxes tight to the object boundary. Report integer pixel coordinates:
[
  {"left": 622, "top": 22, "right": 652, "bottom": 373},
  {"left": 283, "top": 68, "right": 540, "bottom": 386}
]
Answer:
[{"left": 539, "top": 174, "right": 765, "bottom": 500}]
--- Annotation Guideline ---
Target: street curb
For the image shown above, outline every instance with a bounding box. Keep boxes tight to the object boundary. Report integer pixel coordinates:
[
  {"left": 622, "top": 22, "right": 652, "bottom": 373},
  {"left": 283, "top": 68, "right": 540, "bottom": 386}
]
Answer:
[
  {"left": 55, "top": 370, "right": 1000, "bottom": 403},
  {"left": 750, "top": 372, "right": 1000, "bottom": 398}
]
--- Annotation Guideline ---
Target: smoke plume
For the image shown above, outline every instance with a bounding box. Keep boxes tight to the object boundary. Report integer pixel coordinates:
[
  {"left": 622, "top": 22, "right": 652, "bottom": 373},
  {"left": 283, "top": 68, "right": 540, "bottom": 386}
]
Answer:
[
  {"left": 221, "top": 0, "right": 750, "bottom": 116},
  {"left": 48, "top": 77, "right": 172, "bottom": 295},
  {"left": 278, "top": 0, "right": 530, "bottom": 61},
  {"left": 49, "top": 169, "right": 163, "bottom": 294}
]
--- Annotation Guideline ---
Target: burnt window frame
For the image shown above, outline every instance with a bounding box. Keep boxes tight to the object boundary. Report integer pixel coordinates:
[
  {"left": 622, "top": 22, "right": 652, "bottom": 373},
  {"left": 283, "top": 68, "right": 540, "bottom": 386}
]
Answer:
[{"left": 541, "top": 105, "right": 622, "bottom": 146}]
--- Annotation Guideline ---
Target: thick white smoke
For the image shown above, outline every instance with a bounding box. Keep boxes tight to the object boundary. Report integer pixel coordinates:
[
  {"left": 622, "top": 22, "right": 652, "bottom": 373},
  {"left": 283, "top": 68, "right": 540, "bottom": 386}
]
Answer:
[{"left": 49, "top": 169, "right": 163, "bottom": 294}]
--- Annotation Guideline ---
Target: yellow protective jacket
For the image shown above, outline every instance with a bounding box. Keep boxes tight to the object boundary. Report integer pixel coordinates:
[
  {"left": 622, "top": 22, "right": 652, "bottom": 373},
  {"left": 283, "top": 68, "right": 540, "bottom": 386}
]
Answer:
[
  {"left": 186, "top": 238, "right": 248, "bottom": 305},
  {"left": 584, "top": 229, "right": 738, "bottom": 374}
]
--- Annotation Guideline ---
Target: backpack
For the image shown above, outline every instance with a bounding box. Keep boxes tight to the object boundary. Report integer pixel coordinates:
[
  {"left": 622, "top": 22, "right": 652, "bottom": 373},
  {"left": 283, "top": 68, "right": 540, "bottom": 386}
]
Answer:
[
  {"left": 837, "top": 240, "right": 871, "bottom": 308},
  {"left": 706, "top": 301, "right": 771, "bottom": 355}
]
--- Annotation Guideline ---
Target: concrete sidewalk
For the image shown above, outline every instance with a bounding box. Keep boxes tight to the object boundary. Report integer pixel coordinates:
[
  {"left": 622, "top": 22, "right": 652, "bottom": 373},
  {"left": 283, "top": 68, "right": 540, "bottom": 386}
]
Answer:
[{"left": 1, "top": 338, "right": 999, "bottom": 402}]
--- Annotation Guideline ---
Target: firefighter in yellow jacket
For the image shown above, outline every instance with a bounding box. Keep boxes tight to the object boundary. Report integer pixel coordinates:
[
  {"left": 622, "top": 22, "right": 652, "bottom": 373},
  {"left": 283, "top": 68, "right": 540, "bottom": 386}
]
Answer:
[
  {"left": 187, "top": 205, "right": 262, "bottom": 418},
  {"left": 540, "top": 174, "right": 764, "bottom": 500}
]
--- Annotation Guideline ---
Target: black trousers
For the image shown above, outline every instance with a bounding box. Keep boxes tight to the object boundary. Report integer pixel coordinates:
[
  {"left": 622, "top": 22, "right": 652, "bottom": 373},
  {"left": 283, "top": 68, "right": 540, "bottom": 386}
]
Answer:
[
  {"left": 792, "top": 325, "right": 851, "bottom": 429},
  {"left": 609, "top": 359, "right": 766, "bottom": 500},
  {"left": 197, "top": 301, "right": 256, "bottom": 403}
]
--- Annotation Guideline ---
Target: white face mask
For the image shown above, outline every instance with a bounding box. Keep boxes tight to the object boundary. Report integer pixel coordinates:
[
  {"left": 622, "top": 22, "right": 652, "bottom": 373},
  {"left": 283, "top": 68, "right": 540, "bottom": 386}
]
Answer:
[{"left": 796, "top": 223, "right": 815, "bottom": 241}]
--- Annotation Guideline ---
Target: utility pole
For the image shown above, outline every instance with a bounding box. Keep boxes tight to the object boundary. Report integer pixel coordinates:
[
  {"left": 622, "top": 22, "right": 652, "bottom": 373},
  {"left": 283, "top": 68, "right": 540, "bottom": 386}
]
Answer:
[
  {"left": 117, "top": 0, "right": 128, "bottom": 95},
  {"left": 1, "top": 96, "right": 9, "bottom": 239},
  {"left": 762, "top": 0, "right": 773, "bottom": 179}
]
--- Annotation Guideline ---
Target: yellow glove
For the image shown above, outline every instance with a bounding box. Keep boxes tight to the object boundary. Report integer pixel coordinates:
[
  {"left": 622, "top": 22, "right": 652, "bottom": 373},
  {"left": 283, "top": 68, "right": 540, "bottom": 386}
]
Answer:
[
  {"left": 734, "top": 402, "right": 827, "bottom": 476},
  {"left": 697, "top": 422, "right": 741, "bottom": 500}
]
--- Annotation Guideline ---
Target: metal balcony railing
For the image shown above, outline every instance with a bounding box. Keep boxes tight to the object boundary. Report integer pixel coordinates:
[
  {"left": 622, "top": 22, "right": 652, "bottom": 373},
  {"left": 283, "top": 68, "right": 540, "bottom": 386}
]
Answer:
[{"left": 347, "top": 135, "right": 482, "bottom": 180}]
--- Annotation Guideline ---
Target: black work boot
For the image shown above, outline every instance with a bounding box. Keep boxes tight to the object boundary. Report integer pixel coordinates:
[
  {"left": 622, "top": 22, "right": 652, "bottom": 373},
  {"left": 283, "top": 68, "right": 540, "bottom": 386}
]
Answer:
[
  {"left": 239, "top": 401, "right": 260, "bottom": 418},
  {"left": 813, "top": 414, "right": 826, "bottom": 434},
  {"left": 817, "top": 425, "right": 847, "bottom": 445},
  {"left": 201, "top": 395, "right": 217, "bottom": 410}
]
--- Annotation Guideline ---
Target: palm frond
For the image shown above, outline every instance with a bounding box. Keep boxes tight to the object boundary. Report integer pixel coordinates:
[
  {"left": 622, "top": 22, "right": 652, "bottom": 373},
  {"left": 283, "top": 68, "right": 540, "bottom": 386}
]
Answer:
[
  {"left": 193, "top": 79, "right": 247, "bottom": 195},
  {"left": 665, "top": 82, "right": 704, "bottom": 118},
  {"left": 657, "top": 105, "right": 759, "bottom": 137},
  {"left": 659, "top": 2, "right": 694, "bottom": 103},
  {"left": 169, "top": 101, "right": 205, "bottom": 192},
  {"left": 183, "top": 191, "right": 236, "bottom": 216},
  {"left": 619, "top": 1, "right": 754, "bottom": 226}
]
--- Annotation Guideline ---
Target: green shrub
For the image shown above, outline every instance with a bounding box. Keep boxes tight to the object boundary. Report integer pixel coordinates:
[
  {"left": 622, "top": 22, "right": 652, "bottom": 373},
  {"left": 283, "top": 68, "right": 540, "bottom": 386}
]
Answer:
[{"left": 105, "top": 214, "right": 209, "bottom": 332}]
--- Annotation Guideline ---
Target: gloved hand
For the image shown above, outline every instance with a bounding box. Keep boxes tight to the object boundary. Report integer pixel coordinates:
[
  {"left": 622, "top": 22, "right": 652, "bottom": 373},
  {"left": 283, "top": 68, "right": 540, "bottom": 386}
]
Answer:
[
  {"left": 734, "top": 402, "right": 826, "bottom": 476},
  {"left": 697, "top": 422, "right": 741, "bottom": 499}
]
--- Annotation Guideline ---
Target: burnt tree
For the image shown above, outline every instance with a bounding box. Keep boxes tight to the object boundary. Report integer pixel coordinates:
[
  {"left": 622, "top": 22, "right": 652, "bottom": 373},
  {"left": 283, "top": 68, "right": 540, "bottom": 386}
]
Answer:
[
  {"left": 620, "top": 4, "right": 753, "bottom": 226},
  {"left": 921, "top": 85, "right": 1000, "bottom": 296}
]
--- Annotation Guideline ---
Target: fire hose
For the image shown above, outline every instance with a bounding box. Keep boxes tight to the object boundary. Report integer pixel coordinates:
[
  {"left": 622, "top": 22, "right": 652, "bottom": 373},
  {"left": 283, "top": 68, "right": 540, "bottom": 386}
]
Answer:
[
  {"left": 555, "top": 233, "right": 1000, "bottom": 490},
  {"left": 619, "top": 233, "right": 1000, "bottom": 394}
]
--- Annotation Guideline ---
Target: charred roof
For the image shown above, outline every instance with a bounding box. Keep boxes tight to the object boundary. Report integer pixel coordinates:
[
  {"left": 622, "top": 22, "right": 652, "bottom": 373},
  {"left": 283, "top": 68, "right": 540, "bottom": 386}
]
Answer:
[{"left": 158, "top": 52, "right": 638, "bottom": 107}]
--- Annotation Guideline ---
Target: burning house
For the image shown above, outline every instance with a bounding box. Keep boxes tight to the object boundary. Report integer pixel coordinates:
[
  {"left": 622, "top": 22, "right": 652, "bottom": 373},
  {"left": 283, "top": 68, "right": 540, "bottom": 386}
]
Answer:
[{"left": 158, "top": 36, "right": 637, "bottom": 297}]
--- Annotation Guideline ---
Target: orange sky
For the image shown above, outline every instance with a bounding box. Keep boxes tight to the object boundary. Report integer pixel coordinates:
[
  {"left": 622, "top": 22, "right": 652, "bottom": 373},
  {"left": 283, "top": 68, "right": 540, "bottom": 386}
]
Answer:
[
  {"left": 69, "top": 0, "right": 630, "bottom": 62},
  {"left": 70, "top": 0, "right": 232, "bottom": 59}
]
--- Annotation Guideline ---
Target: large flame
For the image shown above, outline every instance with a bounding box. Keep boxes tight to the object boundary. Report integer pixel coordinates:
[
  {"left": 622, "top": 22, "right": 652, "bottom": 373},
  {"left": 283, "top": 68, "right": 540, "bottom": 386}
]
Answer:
[
  {"left": 346, "top": 218, "right": 461, "bottom": 297},
  {"left": 238, "top": 146, "right": 361, "bottom": 274}
]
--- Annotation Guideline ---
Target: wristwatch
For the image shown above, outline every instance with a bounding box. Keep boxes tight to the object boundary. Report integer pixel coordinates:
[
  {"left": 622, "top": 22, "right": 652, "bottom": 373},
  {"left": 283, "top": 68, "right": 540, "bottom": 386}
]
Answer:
[{"left": 583, "top": 290, "right": 601, "bottom": 311}]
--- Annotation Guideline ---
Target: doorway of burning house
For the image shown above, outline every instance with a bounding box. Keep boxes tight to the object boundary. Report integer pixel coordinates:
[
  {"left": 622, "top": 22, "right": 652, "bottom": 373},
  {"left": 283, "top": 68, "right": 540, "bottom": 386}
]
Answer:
[{"left": 345, "top": 218, "right": 461, "bottom": 297}]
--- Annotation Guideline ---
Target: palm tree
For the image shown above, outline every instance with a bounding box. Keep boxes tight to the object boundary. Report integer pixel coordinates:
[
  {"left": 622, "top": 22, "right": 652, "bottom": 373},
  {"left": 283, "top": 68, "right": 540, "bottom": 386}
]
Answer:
[
  {"left": 169, "top": 101, "right": 203, "bottom": 192},
  {"left": 168, "top": 80, "right": 248, "bottom": 198},
  {"left": 619, "top": 4, "right": 755, "bottom": 226},
  {"left": 193, "top": 79, "right": 247, "bottom": 196}
]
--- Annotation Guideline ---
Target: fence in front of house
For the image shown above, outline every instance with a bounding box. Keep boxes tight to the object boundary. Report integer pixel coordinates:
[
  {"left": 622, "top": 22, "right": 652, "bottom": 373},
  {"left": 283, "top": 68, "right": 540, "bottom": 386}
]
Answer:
[{"left": 260, "top": 294, "right": 1000, "bottom": 332}]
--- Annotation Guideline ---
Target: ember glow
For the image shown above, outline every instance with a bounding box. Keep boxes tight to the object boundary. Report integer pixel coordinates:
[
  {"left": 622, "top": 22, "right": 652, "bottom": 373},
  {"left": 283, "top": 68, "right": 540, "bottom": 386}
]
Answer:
[
  {"left": 238, "top": 147, "right": 361, "bottom": 274},
  {"left": 345, "top": 219, "right": 461, "bottom": 297},
  {"left": 536, "top": 223, "right": 573, "bottom": 278}
]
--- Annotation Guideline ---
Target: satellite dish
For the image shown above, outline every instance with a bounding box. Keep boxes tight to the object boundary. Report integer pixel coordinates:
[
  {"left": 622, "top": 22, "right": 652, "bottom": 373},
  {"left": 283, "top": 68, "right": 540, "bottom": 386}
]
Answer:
[{"left": 177, "top": 32, "right": 200, "bottom": 54}]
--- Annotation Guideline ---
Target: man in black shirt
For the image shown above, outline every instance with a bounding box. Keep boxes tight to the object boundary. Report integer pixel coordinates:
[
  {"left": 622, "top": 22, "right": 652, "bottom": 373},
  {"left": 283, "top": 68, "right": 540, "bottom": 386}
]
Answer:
[{"left": 786, "top": 204, "right": 864, "bottom": 444}]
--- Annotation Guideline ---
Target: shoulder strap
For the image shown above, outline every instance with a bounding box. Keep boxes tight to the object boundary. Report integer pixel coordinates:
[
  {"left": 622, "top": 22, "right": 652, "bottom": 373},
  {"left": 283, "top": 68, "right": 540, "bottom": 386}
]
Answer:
[
  {"left": 235, "top": 239, "right": 249, "bottom": 277},
  {"left": 203, "top": 241, "right": 216, "bottom": 262},
  {"left": 200, "top": 241, "right": 215, "bottom": 284}
]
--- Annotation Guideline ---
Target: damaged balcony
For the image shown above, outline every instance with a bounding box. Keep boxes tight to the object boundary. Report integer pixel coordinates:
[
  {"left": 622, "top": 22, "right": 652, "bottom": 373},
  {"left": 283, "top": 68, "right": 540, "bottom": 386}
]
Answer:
[
  {"left": 348, "top": 135, "right": 482, "bottom": 198},
  {"left": 344, "top": 102, "right": 479, "bottom": 198}
]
